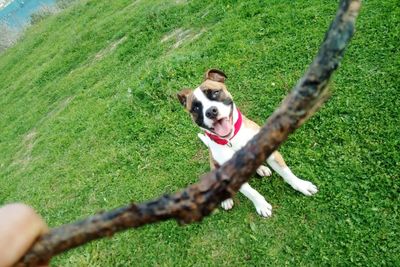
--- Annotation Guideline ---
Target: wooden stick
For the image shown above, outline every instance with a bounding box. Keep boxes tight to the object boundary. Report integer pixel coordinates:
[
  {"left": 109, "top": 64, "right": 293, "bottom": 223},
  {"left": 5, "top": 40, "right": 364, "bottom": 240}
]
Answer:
[{"left": 16, "top": 1, "right": 361, "bottom": 266}]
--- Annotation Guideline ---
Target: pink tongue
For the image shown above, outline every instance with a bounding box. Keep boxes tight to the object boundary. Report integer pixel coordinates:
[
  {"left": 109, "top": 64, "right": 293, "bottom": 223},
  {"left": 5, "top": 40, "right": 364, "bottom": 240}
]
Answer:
[{"left": 214, "top": 118, "right": 232, "bottom": 137}]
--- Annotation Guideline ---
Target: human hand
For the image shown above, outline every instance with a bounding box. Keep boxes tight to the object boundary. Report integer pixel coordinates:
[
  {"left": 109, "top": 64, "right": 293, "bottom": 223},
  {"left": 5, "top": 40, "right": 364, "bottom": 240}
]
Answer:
[{"left": 0, "top": 203, "right": 48, "bottom": 267}]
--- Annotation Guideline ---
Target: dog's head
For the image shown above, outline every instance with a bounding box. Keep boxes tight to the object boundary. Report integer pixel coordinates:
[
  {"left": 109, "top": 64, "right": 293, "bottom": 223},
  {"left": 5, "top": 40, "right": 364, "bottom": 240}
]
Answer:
[{"left": 177, "top": 69, "right": 235, "bottom": 138}]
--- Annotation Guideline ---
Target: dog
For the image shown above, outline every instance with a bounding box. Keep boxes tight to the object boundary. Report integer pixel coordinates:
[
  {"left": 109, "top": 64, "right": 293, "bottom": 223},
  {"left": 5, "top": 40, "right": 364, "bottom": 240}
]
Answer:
[{"left": 177, "top": 69, "right": 318, "bottom": 217}]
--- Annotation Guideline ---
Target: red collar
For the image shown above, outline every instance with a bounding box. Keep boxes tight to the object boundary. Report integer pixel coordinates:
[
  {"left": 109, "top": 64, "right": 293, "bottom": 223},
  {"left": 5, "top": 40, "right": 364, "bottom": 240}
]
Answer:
[{"left": 205, "top": 109, "right": 243, "bottom": 145}]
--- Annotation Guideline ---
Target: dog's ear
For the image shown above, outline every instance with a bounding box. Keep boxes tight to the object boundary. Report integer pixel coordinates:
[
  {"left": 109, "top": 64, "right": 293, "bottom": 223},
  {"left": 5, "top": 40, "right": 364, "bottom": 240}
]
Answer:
[
  {"left": 205, "top": 69, "right": 227, "bottom": 83},
  {"left": 177, "top": 88, "right": 192, "bottom": 107}
]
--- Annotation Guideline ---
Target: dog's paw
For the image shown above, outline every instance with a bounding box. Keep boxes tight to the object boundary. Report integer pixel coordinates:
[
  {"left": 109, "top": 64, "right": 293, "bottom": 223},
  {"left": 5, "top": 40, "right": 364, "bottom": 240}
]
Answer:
[
  {"left": 291, "top": 179, "right": 318, "bottom": 196},
  {"left": 221, "top": 198, "right": 234, "bottom": 210},
  {"left": 254, "top": 199, "right": 273, "bottom": 218},
  {"left": 256, "top": 165, "right": 272, "bottom": 177}
]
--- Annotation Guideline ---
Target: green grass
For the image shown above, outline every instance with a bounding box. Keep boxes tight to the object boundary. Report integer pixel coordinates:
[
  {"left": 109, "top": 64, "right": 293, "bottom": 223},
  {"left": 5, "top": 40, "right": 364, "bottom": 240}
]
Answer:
[{"left": 0, "top": 0, "right": 399, "bottom": 265}]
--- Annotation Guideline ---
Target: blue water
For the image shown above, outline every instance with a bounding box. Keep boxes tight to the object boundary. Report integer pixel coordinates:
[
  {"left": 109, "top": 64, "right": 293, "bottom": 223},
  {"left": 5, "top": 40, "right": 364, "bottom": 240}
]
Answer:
[{"left": 0, "top": 0, "right": 55, "bottom": 28}]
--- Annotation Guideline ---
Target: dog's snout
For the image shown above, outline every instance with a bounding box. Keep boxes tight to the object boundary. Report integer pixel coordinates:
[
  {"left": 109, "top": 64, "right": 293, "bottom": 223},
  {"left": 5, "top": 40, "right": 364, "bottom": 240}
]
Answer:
[{"left": 206, "top": 106, "right": 218, "bottom": 119}]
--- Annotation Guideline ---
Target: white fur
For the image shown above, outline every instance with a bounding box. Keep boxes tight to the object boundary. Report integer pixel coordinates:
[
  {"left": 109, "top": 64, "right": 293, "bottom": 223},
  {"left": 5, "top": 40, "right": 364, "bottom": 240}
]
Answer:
[
  {"left": 256, "top": 165, "right": 272, "bottom": 177},
  {"left": 193, "top": 87, "right": 232, "bottom": 130},
  {"left": 267, "top": 155, "right": 318, "bottom": 196},
  {"left": 198, "top": 106, "right": 318, "bottom": 217},
  {"left": 240, "top": 183, "right": 272, "bottom": 217},
  {"left": 221, "top": 198, "right": 234, "bottom": 210}
]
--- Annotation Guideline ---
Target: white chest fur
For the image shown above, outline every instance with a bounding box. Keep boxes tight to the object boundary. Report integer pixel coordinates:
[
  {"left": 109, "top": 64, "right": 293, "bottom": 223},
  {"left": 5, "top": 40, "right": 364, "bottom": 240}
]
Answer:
[{"left": 198, "top": 126, "right": 258, "bottom": 165}]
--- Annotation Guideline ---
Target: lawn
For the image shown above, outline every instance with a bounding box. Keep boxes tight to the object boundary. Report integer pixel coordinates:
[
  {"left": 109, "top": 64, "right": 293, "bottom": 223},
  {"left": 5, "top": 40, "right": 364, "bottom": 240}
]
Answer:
[{"left": 0, "top": 0, "right": 399, "bottom": 266}]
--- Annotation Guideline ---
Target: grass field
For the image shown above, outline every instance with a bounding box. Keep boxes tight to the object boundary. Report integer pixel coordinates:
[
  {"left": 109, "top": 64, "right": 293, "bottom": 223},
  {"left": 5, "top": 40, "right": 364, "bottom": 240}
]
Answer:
[{"left": 0, "top": 0, "right": 399, "bottom": 266}]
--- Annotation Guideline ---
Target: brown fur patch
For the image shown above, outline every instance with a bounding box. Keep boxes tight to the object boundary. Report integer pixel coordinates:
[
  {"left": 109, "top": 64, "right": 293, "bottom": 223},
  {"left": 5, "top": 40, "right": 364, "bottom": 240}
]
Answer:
[
  {"left": 209, "top": 150, "right": 220, "bottom": 170},
  {"left": 177, "top": 88, "right": 192, "bottom": 108},
  {"left": 200, "top": 80, "right": 228, "bottom": 92},
  {"left": 242, "top": 114, "right": 261, "bottom": 131},
  {"left": 200, "top": 80, "right": 233, "bottom": 103},
  {"left": 204, "top": 69, "right": 227, "bottom": 83},
  {"left": 185, "top": 93, "right": 194, "bottom": 111}
]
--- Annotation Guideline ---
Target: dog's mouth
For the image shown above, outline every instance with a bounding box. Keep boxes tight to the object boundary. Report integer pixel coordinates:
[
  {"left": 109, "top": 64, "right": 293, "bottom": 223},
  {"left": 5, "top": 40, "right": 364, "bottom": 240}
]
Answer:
[{"left": 210, "top": 114, "right": 233, "bottom": 138}]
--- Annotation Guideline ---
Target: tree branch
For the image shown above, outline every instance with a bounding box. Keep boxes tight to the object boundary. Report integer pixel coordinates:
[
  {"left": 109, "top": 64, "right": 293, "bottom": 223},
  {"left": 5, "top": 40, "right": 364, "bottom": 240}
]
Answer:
[{"left": 16, "top": 1, "right": 361, "bottom": 266}]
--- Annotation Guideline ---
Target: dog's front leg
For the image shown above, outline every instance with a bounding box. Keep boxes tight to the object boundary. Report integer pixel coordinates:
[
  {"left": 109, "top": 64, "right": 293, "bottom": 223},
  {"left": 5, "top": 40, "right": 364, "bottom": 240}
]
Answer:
[
  {"left": 207, "top": 149, "right": 235, "bottom": 211},
  {"left": 267, "top": 152, "right": 318, "bottom": 196},
  {"left": 240, "top": 183, "right": 272, "bottom": 217},
  {"left": 200, "top": 136, "right": 237, "bottom": 212}
]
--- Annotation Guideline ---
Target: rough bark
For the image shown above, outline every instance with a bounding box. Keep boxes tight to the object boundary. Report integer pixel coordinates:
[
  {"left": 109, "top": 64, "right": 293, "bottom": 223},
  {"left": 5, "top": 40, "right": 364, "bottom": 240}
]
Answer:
[{"left": 16, "top": 0, "right": 361, "bottom": 266}]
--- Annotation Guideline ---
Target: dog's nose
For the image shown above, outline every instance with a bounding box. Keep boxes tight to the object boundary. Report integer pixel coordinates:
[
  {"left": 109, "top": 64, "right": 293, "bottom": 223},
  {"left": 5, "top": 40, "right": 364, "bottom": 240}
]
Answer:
[{"left": 206, "top": 106, "right": 218, "bottom": 119}]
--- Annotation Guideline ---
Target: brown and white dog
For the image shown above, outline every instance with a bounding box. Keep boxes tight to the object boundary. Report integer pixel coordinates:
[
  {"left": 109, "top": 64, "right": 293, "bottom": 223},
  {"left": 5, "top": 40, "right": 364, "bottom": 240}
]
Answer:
[{"left": 177, "top": 69, "right": 318, "bottom": 217}]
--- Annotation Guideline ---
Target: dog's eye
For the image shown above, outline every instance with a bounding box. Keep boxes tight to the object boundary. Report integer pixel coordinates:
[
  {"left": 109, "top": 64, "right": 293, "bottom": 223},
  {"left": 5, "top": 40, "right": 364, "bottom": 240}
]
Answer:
[
  {"left": 193, "top": 106, "right": 199, "bottom": 111},
  {"left": 212, "top": 90, "right": 220, "bottom": 98}
]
